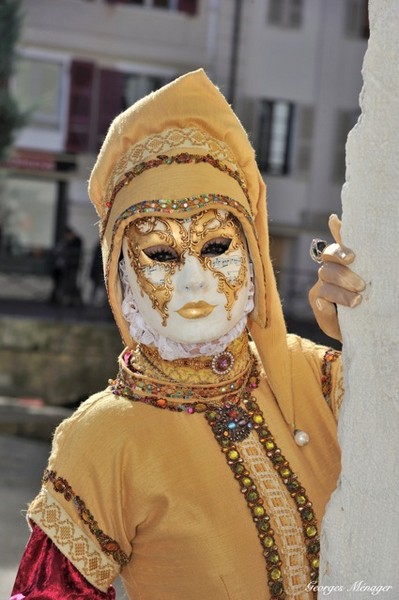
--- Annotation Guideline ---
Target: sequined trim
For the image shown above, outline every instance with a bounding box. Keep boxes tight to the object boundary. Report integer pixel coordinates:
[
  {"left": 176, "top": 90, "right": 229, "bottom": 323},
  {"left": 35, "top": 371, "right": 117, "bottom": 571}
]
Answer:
[
  {"left": 28, "top": 488, "right": 119, "bottom": 592},
  {"left": 111, "top": 193, "right": 252, "bottom": 237},
  {"left": 321, "top": 349, "right": 341, "bottom": 408},
  {"left": 239, "top": 435, "right": 312, "bottom": 599},
  {"left": 245, "top": 395, "right": 321, "bottom": 584},
  {"left": 205, "top": 364, "right": 320, "bottom": 596},
  {"left": 42, "top": 470, "right": 130, "bottom": 567},
  {"left": 205, "top": 435, "right": 287, "bottom": 598},
  {"left": 101, "top": 153, "right": 251, "bottom": 236}
]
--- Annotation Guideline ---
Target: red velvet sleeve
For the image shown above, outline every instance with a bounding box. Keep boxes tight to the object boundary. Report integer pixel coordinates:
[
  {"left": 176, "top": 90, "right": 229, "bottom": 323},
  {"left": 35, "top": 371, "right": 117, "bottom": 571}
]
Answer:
[{"left": 11, "top": 524, "right": 116, "bottom": 600}]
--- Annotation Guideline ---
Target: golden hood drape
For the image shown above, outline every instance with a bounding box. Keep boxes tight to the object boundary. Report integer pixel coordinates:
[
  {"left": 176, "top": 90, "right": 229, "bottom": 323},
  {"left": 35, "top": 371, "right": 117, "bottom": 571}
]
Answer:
[{"left": 88, "top": 69, "right": 297, "bottom": 433}]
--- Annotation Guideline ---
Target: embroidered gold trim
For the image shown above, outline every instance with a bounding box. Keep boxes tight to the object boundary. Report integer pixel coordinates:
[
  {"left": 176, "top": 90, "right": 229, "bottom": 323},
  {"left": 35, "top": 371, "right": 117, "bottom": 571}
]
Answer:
[
  {"left": 43, "top": 469, "right": 130, "bottom": 567},
  {"left": 28, "top": 488, "right": 119, "bottom": 592},
  {"left": 239, "top": 434, "right": 312, "bottom": 599},
  {"left": 321, "top": 349, "right": 341, "bottom": 408},
  {"left": 105, "top": 126, "right": 243, "bottom": 207}
]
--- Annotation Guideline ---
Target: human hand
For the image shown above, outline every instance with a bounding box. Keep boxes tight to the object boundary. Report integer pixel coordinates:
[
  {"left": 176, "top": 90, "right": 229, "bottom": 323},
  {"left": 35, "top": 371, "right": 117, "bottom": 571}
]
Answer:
[{"left": 308, "top": 214, "right": 365, "bottom": 341}]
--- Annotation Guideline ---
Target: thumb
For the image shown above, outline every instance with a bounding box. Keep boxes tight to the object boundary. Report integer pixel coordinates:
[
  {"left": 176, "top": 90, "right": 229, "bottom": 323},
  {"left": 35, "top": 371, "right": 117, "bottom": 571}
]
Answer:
[{"left": 328, "top": 214, "right": 343, "bottom": 245}]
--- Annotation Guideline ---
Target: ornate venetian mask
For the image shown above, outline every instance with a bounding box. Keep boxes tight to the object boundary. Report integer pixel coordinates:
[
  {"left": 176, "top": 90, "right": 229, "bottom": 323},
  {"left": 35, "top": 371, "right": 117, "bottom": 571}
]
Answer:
[{"left": 122, "top": 209, "right": 251, "bottom": 344}]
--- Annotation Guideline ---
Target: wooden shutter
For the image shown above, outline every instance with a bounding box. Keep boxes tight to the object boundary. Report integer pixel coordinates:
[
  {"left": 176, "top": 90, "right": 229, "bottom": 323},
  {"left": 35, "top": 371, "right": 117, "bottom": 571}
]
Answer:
[
  {"left": 96, "top": 69, "right": 123, "bottom": 151},
  {"left": 178, "top": 0, "right": 198, "bottom": 16},
  {"left": 66, "top": 60, "right": 95, "bottom": 153},
  {"left": 294, "top": 105, "right": 314, "bottom": 177}
]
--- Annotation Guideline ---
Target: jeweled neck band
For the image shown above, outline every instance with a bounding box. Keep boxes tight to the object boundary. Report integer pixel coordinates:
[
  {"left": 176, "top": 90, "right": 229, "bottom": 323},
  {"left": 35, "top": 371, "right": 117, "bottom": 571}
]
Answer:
[
  {"left": 111, "top": 331, "right": 254, "bottom": 406},
  {"left": 134, "top": 330, "right": 251, "bottom": 385}
]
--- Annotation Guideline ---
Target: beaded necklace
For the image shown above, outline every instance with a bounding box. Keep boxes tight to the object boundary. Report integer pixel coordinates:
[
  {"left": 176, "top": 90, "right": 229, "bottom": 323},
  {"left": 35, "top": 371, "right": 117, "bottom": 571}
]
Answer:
[{"left": 111, "top": 352, "right": 320, "bottom": 597}]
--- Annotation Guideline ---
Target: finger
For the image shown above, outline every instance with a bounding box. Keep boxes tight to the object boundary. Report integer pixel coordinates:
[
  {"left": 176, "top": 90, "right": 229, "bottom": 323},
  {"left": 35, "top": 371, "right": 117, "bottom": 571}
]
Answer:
[
  {"left": 318, "top": 263, "right": 365, "bottom": 292},
  {"left": 314, "top": 297, "right": 338, "bottom": 317},
  {"left": 321, "top": 242, "right": 355, "bottom": 265},
  {"left": 309, "top": 282, "right": 342, "bottom": 341},
  {"left": 328, "top": 214, "right": 343, "bottom": 245},
  {"left": 318, "top": 282, "right": 362, "bottom": 308}
]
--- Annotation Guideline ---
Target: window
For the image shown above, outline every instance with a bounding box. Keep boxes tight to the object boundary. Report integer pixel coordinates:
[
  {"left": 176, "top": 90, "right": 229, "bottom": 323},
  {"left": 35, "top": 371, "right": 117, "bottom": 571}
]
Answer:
[
  {"left": 66, "top": 60, "right": 96, "bottom": 153},
  {"left": 122, "top": 73, "right": 165, "bottom": 110},
  {"left": 0, "top": 177, "right": 58, "bottom": 256},
  {"left": 257, "top": 100, "right": 294, "bottom": 175},
  {"left": 332, "top": 109, "right": 360, "bottom": 183},
  {"left": 267, "top": 0, "right": 303, "bottom": 29},
  {"left": 12, "top": 57, "right": 63, "bottom": 130},
  {"left": 105, "top": 0, "right": 198, "bottom": 14},
  {"left": 66, "top": 60, "right": 168, "bottom": 153},
  {"left": 344, "top": 0, "right": 369, "bottom": 39}
]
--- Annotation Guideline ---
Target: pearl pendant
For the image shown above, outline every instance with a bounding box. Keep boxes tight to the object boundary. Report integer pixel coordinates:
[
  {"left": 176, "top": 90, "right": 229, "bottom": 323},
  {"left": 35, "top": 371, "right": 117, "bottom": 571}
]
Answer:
[{"left": 294, "top": 429, "right": 310, "bottom": 447}]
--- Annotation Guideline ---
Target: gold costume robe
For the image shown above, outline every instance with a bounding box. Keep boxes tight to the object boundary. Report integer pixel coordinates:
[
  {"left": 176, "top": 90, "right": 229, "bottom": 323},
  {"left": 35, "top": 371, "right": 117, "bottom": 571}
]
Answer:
[{"left": 28, "top": 333, "right": 342, "bottom": 600}]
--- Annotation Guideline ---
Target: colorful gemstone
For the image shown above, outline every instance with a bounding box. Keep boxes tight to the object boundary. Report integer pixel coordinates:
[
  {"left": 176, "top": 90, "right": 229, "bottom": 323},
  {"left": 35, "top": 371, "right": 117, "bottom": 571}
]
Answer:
[{"left": 305, "top": 525, "right": 318, "bottom": 538}]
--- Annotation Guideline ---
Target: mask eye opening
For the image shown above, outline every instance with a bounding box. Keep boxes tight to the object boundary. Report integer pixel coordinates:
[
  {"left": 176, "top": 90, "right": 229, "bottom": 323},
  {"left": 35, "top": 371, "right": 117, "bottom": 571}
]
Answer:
[
  {"left": 201, "top": 237, "right": 232, "bottom": 257},
  {"left": 143, "top": 244, "right": 179, "bottom": 263}
]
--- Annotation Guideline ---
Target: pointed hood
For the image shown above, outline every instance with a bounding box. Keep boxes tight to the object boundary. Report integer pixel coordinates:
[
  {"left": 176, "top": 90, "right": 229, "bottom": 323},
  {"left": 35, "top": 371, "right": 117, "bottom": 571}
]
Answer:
[{"left": 88, "top": 69, "right": 295, "bottom": 431}]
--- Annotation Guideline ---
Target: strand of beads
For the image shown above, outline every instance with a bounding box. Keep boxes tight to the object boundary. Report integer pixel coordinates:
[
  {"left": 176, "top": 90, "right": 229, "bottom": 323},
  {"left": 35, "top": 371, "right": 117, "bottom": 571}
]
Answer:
[
  {"left": 204, "top": 424, "right": 286, "bottom": 600},
  {"left": 242, "top": 372, "right": 320, "bottom": 585}
]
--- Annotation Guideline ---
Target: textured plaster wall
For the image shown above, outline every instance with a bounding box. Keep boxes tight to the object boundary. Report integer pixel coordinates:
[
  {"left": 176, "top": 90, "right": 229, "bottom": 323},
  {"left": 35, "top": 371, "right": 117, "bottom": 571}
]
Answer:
[{"left": 319, "top": 0, "right": 399, "bottom": 596}]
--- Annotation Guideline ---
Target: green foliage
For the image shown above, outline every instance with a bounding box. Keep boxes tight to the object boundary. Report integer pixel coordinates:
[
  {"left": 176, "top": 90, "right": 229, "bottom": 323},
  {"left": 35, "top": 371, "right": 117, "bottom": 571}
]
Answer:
[
  {"left": 0, "top": 0, "right": 28, "bottom": 163},
  {"left": 0, "top": 0, "right": 23, "bottom": 80},
  {"left": 0, "top": 90, "right": 28, "bottom": 162}
]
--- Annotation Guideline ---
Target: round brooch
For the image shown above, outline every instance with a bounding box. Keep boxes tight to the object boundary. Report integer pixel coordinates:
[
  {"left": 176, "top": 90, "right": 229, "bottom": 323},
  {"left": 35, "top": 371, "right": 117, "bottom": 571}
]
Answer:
[
  {"left": 211, "top": 350, "right": 235, "bottom": 375},
  {"left": 206, "top": 402, "right": 253, "bottom": 442}
]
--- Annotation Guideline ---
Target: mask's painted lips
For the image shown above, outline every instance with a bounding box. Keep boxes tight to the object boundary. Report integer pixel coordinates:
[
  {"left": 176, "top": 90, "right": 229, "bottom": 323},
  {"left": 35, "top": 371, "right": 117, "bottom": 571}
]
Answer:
[{"left": 176, "top": 301, "right": 216, "bottom": 319}]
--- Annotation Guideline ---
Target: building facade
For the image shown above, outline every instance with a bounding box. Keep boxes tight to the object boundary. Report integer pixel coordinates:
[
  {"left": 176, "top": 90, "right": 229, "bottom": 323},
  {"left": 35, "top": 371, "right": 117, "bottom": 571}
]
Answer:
[{"left": 0, "top": 0, "right": 368, "bottom": 319}]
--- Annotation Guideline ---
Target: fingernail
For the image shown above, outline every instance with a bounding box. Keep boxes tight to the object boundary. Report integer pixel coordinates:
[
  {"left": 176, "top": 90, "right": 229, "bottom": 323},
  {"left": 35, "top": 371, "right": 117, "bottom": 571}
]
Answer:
[
  {"left": 315, "top": 298, "right": 323, "bottom": 311},
  {"left": 349, "top": 295, "right": 362, "bottom": 308}
]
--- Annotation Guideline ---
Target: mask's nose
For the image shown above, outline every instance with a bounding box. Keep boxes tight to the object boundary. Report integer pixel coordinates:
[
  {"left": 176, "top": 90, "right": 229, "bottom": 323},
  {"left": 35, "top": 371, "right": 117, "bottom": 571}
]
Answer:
[{"left": 176, "top": 254, "right": 209, "bottom": 294}]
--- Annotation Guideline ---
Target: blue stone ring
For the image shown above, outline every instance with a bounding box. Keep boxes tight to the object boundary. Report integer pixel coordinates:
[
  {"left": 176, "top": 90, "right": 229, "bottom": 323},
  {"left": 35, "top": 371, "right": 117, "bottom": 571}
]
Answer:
[{"left": 309, "top": 238, "right": 327, "bottom": 264}]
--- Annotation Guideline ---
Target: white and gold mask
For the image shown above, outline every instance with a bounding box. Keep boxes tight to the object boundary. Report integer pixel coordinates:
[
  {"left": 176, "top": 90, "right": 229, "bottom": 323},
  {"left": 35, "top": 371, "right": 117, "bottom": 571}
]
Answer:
[{"left": 122, "top": 210, "right": 251, "bottom": 344}]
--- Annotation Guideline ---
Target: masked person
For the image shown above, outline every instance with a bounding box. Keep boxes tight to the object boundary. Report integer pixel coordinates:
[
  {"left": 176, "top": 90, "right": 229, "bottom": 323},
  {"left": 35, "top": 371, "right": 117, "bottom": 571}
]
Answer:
[{"left": 11, "top": 70, "right": 364, "bottom": 600}]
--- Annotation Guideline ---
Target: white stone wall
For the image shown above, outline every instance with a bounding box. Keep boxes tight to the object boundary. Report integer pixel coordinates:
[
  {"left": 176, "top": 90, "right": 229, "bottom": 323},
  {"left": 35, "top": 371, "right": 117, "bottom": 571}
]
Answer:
[{"left": 319, "top": 0, "right": 399, "bottom": 596}]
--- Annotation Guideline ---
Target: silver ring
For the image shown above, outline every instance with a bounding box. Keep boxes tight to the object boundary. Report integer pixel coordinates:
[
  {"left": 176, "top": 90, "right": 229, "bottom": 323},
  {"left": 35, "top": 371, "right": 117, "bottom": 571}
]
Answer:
[{"left": 309, "top": 238, "right": 327, "bottom": 264}]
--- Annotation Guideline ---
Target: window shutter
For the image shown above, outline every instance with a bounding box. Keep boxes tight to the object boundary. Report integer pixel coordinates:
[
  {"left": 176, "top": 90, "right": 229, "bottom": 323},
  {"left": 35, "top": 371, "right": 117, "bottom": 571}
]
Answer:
[
  {"left": 96, "top": 68, "right": 123, "bottom": 151},
  {"left": 332, "top": 109, "right": 359, "bottom": 182},
  {"left": 178, "top": 0, "right": 198, "bottom": 16},
  {"left": 294, "top": 105, "right": 314, "bottom": 176},
  {"left": 66, "top": 60, "right": 95, "bottom": 153},
  {"left": 268, "top": 0, "right": 283, "bottom": 25}
]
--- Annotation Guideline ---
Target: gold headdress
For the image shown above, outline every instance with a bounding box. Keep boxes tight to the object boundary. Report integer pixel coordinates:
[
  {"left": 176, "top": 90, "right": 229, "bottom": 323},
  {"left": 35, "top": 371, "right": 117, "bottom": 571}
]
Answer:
[{"left": 88, "top": 69, "right": 295, "bottom": 430}]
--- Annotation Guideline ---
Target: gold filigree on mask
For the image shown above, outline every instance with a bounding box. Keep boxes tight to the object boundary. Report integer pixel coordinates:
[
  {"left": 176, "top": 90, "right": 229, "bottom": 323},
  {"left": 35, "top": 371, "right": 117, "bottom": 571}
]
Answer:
[
  {"left": 189, "top": 211, "right": 248, "bottom": 320},
  {"left": 125, "top": 210, "right": 248, "bottom": 325},
  {"left": 125, "top": 217, "right": 189, "bottom": 326}
]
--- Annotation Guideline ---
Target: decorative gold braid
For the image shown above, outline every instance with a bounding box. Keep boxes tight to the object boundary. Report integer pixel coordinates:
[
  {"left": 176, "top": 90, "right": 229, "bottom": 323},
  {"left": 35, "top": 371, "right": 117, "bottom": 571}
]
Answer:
[
  {"left": 142, "top": 345, "right": 212, "bottom": 370},
  {"left": 134, "top": 331, "right": 250, "bottom": 385},
  {"left": 111, "top": 353, "right": 254, "bottom": 410},
  {"left": 104, "top": 126, "right": 244, "bottom": 212}
]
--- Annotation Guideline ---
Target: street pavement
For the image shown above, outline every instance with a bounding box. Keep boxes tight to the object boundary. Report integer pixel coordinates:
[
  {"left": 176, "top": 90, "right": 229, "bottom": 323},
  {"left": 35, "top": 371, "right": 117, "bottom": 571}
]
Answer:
[
  {"left": 0, "top": 428, "right": 127, "bottom": 598},
  {"left": 0, "top": 434, "right": 50, "bottom": 598}
]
